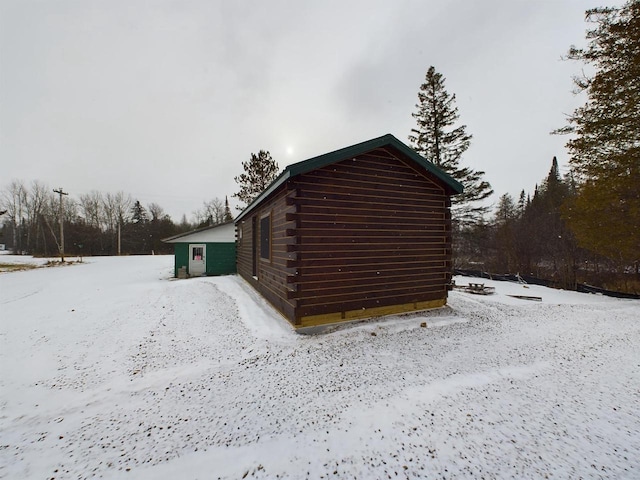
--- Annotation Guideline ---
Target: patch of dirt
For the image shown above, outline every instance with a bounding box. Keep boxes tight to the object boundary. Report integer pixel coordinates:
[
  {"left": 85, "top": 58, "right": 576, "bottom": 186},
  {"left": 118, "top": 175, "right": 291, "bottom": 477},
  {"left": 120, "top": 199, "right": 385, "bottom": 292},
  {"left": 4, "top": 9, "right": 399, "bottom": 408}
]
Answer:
[{"left": 0, "top": 263, "right": 39, "bottom": 273}]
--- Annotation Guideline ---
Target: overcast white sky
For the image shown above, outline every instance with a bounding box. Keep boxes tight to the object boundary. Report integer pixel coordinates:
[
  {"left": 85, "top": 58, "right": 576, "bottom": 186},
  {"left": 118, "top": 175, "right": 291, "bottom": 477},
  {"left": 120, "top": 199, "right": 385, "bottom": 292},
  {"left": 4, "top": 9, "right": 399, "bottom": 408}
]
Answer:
[{"left": 0, "top": 0, "right": 622, "bottom": 220}]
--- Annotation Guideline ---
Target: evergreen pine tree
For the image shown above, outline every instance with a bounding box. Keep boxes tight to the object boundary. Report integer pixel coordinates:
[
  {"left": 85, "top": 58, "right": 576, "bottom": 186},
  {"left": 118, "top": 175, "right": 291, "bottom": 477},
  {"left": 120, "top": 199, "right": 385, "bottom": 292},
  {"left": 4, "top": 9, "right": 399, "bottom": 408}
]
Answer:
[
  {"left": 543, "top": 157, "right": 568, "bottom": 212},
  {"left": 492, "top": 193, "right": 518, "bottom": 272},
  {"left": 131, "top": 200, "right": 148, "bottom": 224},
  {"left": 128, "top": 200, "right": 149, "bottom": 254},
  {"left": 556, "top": 0, "right": 640, "bottom": 266},
  {"left": 494, "top": 193, "right": 517, "bottom": 225},
  {"left": 409, "top": 66, "right": 493, "bottom": 224},
  {"left": 233, "top": 150, "right": 279, "bottom": 210},
  {"left": 509, "top": 158, "right": 579, "bottom": 286},
  {"left": 224, "top": 196, "right": 233, "bottom": 222},
  {"left": 517, "top": 189, "right": 527, "bottom": 216}
]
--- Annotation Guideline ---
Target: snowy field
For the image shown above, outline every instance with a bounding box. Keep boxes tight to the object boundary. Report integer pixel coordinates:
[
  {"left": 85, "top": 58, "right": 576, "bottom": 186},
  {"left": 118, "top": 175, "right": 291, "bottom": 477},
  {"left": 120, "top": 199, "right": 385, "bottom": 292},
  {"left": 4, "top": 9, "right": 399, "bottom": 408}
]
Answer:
[{"left": 1, "top": 255, "right": 639, "bottom": 479}]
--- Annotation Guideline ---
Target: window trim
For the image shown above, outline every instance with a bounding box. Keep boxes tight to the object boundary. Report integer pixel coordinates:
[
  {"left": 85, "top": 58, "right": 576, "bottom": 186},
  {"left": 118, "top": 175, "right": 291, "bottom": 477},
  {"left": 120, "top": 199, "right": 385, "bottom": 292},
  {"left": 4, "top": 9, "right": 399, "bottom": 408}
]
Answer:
[{"left": 259, "top": 212, "right": 272, "bottom": 262}]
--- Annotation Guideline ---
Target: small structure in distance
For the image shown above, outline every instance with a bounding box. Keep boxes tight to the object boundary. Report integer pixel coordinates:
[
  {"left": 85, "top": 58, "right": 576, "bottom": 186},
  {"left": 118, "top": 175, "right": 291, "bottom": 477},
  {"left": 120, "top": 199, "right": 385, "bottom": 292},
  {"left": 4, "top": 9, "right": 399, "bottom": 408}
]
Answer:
[{"left": 163, "top": 222, "right": 236, "bottom": 278}]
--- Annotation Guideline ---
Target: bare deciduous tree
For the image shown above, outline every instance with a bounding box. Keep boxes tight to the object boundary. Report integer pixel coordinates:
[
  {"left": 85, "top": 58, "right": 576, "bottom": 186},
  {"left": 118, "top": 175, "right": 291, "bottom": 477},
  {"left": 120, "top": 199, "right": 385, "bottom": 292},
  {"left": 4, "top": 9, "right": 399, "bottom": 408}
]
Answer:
[
  {"left": 193, "top": 197, "right": 226, "bottom": 226},
  {"left": 103, "top": 192, "right": 132, "bottom": 232},
  {"left": 25, "top": 181, "right": 50, "bottom": 252},
  {"left": 148, "top": 202, "right": 166, "bottom": 221},
  {"left": 0, "top": 180, "right": 27, "bottom": 252},
  {"left": 79, "top": 191, "right": 105, "bottom": 230}
]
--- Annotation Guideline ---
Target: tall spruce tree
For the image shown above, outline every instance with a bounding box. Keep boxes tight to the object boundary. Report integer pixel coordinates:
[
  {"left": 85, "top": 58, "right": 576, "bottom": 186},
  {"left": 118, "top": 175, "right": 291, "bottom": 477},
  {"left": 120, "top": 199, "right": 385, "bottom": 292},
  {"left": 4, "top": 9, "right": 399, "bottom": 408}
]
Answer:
[
  {"left": 556, "top": 0, "right": 640, "bottom": 266},
  {"left": 492, "top": 193, "right": 518, "bottom": 272},
  {"left": 128, "top": 200, "right": 150, "bottom": 254},
  {"left": 409, "top": 66, "right": 493, "bottom": 224},
  {"left": 224, "top": 196, "right": 233, "bottom": 222},
  {"left": 233, "top": 150, "right": 279, "bottom": 210},
  {"left": 131, "top": 200, "right": 148, "bottom": 224}
]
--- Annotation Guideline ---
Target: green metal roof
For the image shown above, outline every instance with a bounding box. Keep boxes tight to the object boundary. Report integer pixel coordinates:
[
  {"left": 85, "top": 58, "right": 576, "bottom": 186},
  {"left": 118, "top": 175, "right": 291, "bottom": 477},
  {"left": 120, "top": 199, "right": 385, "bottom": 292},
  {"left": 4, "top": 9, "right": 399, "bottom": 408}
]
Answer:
[{"left": 235, "top": 134, "right": 463, "bottom": 222}]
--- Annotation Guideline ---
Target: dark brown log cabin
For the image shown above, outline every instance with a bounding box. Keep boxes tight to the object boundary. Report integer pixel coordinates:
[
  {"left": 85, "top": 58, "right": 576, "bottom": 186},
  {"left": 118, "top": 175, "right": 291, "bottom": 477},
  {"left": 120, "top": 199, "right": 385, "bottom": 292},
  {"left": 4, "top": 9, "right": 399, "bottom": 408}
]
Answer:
[{"left": 235, "top": 134, "right": 463, "bottom": 329}]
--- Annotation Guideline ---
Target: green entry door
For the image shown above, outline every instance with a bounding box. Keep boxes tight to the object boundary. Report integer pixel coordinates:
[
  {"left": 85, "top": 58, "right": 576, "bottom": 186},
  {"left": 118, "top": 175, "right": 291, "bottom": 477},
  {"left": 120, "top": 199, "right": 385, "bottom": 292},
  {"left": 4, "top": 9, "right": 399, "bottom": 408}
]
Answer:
[{"left": 189, "top": 244, "right": 206, "bottom": 276}]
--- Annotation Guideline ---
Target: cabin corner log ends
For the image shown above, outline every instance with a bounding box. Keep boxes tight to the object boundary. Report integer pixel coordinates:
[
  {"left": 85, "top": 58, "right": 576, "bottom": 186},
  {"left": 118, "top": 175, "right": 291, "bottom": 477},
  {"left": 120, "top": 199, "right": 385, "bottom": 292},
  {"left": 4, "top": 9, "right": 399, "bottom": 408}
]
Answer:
[{"left": 235, "top": 134, "right": 462, "bottom": 328}]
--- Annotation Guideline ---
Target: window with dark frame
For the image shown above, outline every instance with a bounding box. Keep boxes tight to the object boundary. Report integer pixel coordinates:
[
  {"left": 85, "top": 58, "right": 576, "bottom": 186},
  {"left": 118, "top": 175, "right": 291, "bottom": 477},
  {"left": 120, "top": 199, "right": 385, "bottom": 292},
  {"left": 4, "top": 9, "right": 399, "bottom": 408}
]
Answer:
[{"left": 260, "top": 214, "right": 271, "bottom": 260}]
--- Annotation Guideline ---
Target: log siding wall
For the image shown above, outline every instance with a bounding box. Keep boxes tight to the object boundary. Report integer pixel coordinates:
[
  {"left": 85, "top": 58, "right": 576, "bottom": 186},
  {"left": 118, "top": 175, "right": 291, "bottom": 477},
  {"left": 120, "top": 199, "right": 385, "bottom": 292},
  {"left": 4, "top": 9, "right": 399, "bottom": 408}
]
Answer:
[
  {"left": 236, "top": 183, "right": 298, "bottom": 322},
  {"left": 288, "top": 147, "right": 452, "bottom": 325},
  {"left": 236, "top": 145, "right": 454, "bottom": 328}
]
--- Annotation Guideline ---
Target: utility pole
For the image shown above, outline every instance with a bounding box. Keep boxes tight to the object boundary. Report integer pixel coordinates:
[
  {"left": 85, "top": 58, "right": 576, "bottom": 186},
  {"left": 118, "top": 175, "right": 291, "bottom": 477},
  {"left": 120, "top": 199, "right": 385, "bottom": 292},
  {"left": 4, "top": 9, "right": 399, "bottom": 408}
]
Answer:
[{"left": 53, "top": 188, "right": 68, "bottom": 262}]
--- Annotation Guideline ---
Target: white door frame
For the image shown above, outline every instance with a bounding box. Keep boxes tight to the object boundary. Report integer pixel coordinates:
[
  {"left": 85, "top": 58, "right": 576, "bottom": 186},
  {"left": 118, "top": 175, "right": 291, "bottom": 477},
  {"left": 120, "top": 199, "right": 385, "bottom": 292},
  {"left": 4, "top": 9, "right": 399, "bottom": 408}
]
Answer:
[{"left": 189, "top": 244, "right": 206, "bottom": 276}]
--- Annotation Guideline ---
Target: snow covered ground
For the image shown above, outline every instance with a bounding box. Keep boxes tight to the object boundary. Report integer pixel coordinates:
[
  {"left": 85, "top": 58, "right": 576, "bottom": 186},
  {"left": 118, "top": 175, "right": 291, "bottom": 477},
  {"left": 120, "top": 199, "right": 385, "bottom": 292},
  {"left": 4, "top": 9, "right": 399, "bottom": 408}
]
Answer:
[{"left": 1, "top": 255, "right": 639, "bottom": 479}]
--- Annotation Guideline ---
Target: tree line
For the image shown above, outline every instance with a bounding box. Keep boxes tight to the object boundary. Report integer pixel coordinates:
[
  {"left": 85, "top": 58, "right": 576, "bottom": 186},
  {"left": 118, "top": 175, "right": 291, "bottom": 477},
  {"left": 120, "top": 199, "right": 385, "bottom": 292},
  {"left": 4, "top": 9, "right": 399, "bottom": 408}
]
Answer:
[
  {"left": 2, "top": 1, "right": 637, "bottom": 294},
  {"left": 409, "top": 0, "right": 639, "bottom": 293},
  {"left": 0, "top": 181, "right": 233, "bottom": 257}
]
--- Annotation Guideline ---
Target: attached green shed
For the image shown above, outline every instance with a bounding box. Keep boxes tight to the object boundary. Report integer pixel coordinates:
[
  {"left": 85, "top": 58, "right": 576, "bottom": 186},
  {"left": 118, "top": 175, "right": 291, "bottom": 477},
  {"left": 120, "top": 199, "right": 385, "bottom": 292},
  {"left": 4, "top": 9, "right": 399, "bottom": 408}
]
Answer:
[{"left": 162, "top": 222, "right": 236, "bottom": 277}]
